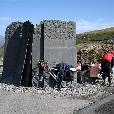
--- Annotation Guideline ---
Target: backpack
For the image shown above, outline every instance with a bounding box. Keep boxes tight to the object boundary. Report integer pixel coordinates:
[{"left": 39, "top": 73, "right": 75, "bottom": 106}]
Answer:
[{"left": 56, "top": 63, "right": 70, "bottom": 77}]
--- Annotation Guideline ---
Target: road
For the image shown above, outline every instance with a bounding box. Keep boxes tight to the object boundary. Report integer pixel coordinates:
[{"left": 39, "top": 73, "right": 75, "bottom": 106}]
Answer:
[{"left": 75, "top": 93, "right": 114, "bottom": 114}]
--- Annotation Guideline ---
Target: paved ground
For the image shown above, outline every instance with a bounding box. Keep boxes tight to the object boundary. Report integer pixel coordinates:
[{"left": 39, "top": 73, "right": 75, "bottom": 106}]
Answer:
[
  {"left": 75, "top": 93, "right": 114, "bottom": 114},
  {"left": 0, "top": 88, "right": 90, "bottom": 114},
  {"left": 0, "top": 82, "right": 113, "bottom": 114},
  {"left": 1, "top": 59, "right": 114, "bottom": 114}
]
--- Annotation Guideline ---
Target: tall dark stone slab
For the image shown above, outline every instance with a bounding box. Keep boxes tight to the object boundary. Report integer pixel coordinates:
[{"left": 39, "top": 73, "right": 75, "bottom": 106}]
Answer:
[
  {"left": 1, "top": 21, "right": 34, "bottom": 86},
  {"left": 21, "top": 21, "right": 34, "bottom": 87},
  {"left": 1, "top": 22, "right": 23, "bottom": 85},
  {"left": 33, "top": 20, "right": 76, "bottom": 68}
]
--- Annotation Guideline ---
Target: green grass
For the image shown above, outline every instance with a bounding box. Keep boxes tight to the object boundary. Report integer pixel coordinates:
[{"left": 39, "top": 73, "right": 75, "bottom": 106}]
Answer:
[
  {"left": 76, "top": 27, "right": 114, "bottom": 44},
  {"left": 0, "top": 48, "right": 4, "bottom": 57}
]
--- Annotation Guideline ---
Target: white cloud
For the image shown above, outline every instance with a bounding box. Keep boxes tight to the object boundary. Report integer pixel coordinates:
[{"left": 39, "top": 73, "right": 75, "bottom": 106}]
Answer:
[
  {"left": 97, "top": 18, "right": 104, "bottom": 22},
  {"left": 76, "top": 19, "right": 114, "bottom": 33}
]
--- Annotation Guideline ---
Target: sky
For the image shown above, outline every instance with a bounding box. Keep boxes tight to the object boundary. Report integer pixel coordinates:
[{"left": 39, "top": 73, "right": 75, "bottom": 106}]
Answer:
[{"left": 0, "top": 0, "right": 114, "bottom": 36}]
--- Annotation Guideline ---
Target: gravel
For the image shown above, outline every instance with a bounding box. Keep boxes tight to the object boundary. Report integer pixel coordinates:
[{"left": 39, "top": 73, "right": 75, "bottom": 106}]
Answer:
[
  {"left": 0, "top": 59, "right": 114, "bottom": 114},
  {"left": 0, "top": 83, "right": 105, "bottom": 98},
  {"left": 0, "top": 79, "right": 113, "bottom": 114}
]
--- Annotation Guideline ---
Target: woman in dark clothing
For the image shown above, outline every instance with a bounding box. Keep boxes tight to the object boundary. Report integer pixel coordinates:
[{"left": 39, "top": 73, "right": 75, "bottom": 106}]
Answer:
[{"left": 101, "top": 52, "right": 113, "bottom": 86}]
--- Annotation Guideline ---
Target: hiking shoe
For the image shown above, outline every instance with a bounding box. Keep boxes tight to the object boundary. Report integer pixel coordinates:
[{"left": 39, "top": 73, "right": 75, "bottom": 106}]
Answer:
[
  {"left": 108, "top": 84, "right": 111, "bottom": 87},
  {"left": 102, "top": 82, "right": 105, "bottom": 85},
  {"left": 108, "top": 83, "right": 112, "bottom": 87}
]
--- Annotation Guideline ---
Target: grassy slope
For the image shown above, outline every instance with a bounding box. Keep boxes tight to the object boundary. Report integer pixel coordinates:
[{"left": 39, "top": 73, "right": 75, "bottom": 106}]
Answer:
[
  {"left": 0, "top": 48, "right": 4, "bottom": 57},
  {"left": 76, "top": 27, "right": 114, "bottom": 63},
  {"left": 76, "top": 27, "right": 114, "bottom": 44}
]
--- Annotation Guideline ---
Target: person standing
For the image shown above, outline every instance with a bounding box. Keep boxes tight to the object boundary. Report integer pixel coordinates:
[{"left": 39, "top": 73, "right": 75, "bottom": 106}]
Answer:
[{"left": 101, "top": 51, "right": 114, "bottom": 86}]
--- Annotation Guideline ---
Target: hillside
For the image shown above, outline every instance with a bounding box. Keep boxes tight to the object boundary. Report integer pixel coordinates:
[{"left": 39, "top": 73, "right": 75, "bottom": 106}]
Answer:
[
  {"left": 76, "top": 27, "right": 114, "bottom": 44},
  {"left": 76, "top": 27, "right": 114, "bottom": 64},
  {"left": 0, "top": 35, "right": 5, "bottom": 48},
  {"left": 0, "top": 48, "right": 4, "bottom": 58}
]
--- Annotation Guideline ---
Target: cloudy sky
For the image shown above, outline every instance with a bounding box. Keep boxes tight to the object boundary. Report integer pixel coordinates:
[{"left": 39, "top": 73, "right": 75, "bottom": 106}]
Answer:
[{"left": 0, "top": 0, "right": 114, "bottom": 36}]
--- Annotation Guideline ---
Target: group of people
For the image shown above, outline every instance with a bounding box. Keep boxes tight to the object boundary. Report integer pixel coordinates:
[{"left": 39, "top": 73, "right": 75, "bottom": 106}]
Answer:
[
  {"left": 101, "top": 51, "right": 114, "bottom": 87},
  {"left": 35, "top": 51, "right": 114, "bottom": 88}
]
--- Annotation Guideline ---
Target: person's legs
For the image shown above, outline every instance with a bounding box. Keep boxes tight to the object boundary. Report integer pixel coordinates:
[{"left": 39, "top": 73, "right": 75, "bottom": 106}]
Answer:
[
  {"left": 105, "top": 61, "right": 111, "bottom": 86},
  {"left": 102, "top": 72, "right": 106, "bottom": 85},
  {"left": 106, "top": 72, "right": 111, "bottom": 86},
  {"left": 57, "top": 72, "right": 62, "bottom": 90},
  {"left": 101, "top": 61, "right": 106, "bottom": 85}
]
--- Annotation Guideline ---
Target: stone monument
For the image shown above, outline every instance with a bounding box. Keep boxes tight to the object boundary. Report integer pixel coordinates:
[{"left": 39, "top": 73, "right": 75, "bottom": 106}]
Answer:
[
  {"left": 1, "top": 21, "right": 34, "bottom": 86},
  {"left": 33, "top": 20, "right": 76, "bottom": 68}
]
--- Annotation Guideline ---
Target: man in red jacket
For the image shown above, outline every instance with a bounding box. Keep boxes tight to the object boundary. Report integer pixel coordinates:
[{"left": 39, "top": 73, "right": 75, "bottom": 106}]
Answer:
[{"left": 101, "top": 51, "right": 114, "bottom": 86}]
